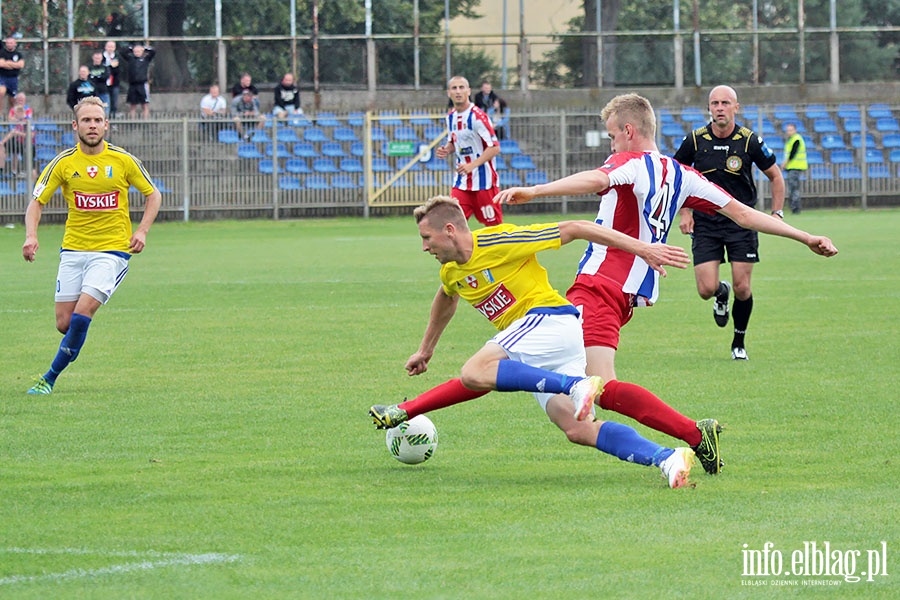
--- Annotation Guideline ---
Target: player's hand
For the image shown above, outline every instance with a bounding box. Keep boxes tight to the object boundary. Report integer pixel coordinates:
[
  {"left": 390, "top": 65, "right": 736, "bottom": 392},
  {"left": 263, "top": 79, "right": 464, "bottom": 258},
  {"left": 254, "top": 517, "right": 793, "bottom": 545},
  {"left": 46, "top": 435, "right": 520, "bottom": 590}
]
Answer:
[
  {"left": 456, "top": 162, "right": 475, "bottom": 175},
  {"left": 640, "top": 243, "right": 691, "bottom": 277},
  {"left": 808, "top": 235, "right": 838, "bottom": 257},
  {"left": 679, "top": 211, "right": 694, "bottom": 235},
  {"left": 22, "top": 236, "right": 38, "bottom": 262},
  {"left": 435, "top": 145, "right": 450, "bottom": 159},
  {"left": 493, "top": 187, "right": 536, "bottom": 206},
  {"left": 129, "top": 231, "right": 147, "bottom": 253},
  {"left": 405, "top": 351, "right": 432, "bottom": 376}
]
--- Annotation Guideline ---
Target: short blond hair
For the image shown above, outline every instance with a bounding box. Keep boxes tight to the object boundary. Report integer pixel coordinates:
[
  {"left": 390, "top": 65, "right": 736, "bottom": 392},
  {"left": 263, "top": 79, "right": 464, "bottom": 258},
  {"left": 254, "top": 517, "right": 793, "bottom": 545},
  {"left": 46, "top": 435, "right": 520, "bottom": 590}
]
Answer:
[
  {"left": 600, "top": 93, "right": 656, "bottom": 140},
  {"left": 73, "top": 96, "right": 107, "bottom": 119},
  {"left": 414, "top": 195, "right": 467, "bottom": 227}
]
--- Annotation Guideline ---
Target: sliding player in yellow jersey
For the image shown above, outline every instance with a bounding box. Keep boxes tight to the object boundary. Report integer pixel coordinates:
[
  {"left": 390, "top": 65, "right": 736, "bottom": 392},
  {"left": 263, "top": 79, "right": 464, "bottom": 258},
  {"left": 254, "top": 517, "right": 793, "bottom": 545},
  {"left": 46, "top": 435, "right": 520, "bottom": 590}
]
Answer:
[
  {"left": 370, "top": 196, "right": 699, "bottom": 488},
  {"left": 22, "top": 96, "right": 161, "bottom": 394}
]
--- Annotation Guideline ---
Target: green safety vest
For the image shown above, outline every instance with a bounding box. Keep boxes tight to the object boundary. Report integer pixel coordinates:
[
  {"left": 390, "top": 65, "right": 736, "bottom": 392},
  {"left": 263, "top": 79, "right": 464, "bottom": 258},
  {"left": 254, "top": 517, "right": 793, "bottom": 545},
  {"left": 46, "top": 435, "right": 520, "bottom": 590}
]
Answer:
[{"left": 784, "top": 133, "right": 807, "bottom": 170}]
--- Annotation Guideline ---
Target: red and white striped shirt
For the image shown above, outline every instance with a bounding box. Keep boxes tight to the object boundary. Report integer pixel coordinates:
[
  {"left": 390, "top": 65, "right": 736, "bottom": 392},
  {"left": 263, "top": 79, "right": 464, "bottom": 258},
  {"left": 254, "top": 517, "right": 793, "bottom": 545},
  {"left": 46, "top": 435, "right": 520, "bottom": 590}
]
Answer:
[
  {"left": 575, "top": 151, "right": 733, "bottom": 304},
  {"left": 445, "top": 104, "right": 499, "bottom": 191}
]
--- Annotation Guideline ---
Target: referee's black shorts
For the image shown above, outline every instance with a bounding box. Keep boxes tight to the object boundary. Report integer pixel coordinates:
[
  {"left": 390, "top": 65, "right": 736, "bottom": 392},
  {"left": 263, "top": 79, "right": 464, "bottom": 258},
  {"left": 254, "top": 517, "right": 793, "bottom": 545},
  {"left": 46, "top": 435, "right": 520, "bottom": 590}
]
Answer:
[{"left": 691, "top": 221, "right": 760, "bottom": 265}]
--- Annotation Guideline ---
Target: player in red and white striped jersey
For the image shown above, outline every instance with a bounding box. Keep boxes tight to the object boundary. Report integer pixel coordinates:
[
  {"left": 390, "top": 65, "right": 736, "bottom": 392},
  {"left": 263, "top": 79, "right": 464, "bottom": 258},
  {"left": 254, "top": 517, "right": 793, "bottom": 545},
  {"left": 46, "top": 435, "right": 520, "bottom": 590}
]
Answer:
[
  {"left": 495, "top": 93, "right": 837, "bottom": 475},
  {"left": 436, "top": 76, "right": 502, "bottom": 227}
]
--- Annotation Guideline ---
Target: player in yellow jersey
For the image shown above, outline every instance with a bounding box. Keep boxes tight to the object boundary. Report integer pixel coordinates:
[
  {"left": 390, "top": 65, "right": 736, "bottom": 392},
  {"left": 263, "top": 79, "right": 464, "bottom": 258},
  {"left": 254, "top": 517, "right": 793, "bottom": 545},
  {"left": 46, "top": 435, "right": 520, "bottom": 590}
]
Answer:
[
  {"left": 22, "top": 96, "right": 161, "bottom": 395},
  {"left": 370, "top": 196, "right": 698, "bottom": 488}
]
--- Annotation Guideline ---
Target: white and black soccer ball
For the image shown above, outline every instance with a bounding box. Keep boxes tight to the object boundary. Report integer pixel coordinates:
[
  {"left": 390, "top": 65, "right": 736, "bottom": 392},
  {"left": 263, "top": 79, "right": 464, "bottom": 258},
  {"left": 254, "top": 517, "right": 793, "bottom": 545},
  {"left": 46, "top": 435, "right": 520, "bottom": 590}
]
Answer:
[{"left": 385, "top": 415, "right": 438, "bottom": 464}]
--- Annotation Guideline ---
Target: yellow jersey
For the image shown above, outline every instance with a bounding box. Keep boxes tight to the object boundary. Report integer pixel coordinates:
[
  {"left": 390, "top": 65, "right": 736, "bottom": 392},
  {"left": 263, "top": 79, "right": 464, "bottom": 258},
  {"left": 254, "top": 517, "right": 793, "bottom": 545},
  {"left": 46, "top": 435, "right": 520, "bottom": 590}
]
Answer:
[
  {"left": 439, "top": 223, "right": 573, "bottom": 331},
  {"left": 32, "top": 141, "right": 156, "bottom": 253}
]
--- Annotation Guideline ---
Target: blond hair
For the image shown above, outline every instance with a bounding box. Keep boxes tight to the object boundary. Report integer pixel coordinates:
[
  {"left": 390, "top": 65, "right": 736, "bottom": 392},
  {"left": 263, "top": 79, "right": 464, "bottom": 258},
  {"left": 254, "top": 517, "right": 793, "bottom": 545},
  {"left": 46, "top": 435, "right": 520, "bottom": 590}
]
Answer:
[
  {"left": 73, "top": 96, "right": 107, "bottom": 119},
  {"left": 414, "top": 195, "right": 467, "bottom": 227},
  {"left": 600, "top": 93, "right": 657, "bottom": 140}
]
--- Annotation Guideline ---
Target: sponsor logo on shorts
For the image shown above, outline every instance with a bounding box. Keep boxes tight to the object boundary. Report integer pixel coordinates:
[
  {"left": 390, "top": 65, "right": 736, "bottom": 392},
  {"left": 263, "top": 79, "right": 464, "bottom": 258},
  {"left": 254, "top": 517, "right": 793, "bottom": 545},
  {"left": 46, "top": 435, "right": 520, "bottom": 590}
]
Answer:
[
  {"left": 74, "top": 190, "right": 120, "bottom": 210},
  {"left": 474, "top": 283, "right": 515, "bottom": 321}
]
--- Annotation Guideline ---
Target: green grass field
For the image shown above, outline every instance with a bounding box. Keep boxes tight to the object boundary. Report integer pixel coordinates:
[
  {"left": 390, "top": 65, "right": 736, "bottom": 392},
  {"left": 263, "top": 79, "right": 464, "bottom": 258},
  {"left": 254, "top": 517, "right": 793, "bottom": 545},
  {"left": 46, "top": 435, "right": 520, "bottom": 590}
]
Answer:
[{"left": 1, "top": 208, "right": 897, "bottom": 598}]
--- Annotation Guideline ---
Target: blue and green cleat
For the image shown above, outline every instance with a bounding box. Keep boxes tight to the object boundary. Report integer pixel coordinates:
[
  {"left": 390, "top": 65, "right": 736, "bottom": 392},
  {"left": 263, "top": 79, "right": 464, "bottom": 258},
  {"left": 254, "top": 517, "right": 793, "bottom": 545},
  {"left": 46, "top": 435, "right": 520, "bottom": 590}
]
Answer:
[{"left": 27, "top": 376, "right": 54, "bottom": 395}]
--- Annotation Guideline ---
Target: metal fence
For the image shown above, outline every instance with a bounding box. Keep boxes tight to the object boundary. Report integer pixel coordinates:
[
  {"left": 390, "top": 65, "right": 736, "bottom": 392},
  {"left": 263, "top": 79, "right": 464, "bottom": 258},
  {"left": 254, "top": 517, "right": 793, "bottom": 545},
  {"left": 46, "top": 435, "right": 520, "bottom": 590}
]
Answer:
[{"left": 1, "top": 104, "right": 897, "bottom": 223}]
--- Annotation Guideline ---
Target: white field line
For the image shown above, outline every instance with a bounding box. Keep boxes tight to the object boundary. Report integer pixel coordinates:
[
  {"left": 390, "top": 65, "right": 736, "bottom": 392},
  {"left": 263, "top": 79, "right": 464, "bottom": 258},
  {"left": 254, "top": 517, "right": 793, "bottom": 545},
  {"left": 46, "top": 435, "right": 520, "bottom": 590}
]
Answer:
[{"left": 0, "top": 548, "right": 241, "bottom": 585}]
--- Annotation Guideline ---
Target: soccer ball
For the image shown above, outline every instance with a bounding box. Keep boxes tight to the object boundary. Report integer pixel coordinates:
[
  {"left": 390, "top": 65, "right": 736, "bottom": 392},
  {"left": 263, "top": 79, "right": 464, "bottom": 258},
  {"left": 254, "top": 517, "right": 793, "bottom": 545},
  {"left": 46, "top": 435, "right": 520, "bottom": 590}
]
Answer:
[{"left": 385, "top": 415, "right": 438, "bottom": 464}]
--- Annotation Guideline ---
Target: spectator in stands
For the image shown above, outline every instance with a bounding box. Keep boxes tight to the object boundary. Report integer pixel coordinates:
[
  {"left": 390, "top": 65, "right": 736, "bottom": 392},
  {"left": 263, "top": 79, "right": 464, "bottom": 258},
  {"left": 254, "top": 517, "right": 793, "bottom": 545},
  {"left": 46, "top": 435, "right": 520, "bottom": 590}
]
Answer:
[
  {"left": 124, "top": 43, "right": 155, "bottom": 118},
  {"left": 273, "top": 73, "right": 302, "bottom": 118},
  {"left": 199, "top": 84, "right": 228, "bottom": 140},
  {"left": 674, "top": 84, "right": 786, "bottom": 361},
  {"left": 472, "top": 80, "right": 498, "bottom": 113},
  {"left": 491, "top": 96, "right": 510, "bottom": 141},
  {"left": 435, "top": 75, "right": 502, "bottom": 226},
  {"left": 66, "top": 66, "right": 98, "bottom": 109},
  {"left": 231, "top": 73, "right": 258, "bottom": 98},
  {"left": 102, "top": 41, "right": 121, "bottom": 118},
  {"left": 0, "top": 35, "right": 25, "bottom": 113},
  {"left": 781, "top": 123, "right": 808, "bottom": 214},
  {"left": 0, "top": 103, "right": 36, "bottom": 178},
  {"left": 88, "top": 51, "right": 111, "bottom": 116},
  {"left": 9, "top": 91, "right": 32, "bottom": 120},
  {"left": 231, "top": 88, "right": 265, "bottom": 140}
]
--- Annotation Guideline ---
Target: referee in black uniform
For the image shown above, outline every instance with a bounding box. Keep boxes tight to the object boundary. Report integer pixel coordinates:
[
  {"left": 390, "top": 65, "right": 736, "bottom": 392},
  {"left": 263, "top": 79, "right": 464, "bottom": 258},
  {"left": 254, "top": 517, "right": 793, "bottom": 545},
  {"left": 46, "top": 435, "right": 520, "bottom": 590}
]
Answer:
[{"left": 673, "top": 85, "right": 785, "bottom": 361}]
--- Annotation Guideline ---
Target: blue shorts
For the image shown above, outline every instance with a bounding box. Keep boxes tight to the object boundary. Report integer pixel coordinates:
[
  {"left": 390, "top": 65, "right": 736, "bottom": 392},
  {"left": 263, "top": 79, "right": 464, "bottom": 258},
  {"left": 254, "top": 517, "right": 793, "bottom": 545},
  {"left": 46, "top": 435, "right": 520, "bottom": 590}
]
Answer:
[{"left": 0, "top": 76, "right": 18, "bottom": 96}]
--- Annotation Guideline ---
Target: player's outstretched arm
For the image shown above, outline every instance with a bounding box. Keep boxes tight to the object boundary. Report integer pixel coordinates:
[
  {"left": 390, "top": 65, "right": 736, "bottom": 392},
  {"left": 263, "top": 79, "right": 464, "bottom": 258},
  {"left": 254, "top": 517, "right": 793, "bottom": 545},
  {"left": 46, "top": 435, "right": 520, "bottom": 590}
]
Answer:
[
  {"left": 718, "top": 200, "right": 838, "bottom": 257},
  {"left": 406, "top": 287, "right": 460, "bottom": 376},
  {"left": 494, "top": 169, "right": 610, "bottom": 206},
  {"left": 558, "top": 220, "right": 690, "bottom": 276},
  {"left": 22, "top": 199, "right": 43, "bottom": 262}
]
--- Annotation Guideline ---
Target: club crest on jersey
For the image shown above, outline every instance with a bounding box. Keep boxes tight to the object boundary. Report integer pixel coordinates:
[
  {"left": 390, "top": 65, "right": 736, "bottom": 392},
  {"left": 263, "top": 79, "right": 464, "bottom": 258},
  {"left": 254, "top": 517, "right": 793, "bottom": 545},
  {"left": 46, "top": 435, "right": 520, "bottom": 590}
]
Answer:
[
  {"left": 481, "top": 269, "right": 495, "bottom": 283},
  {"left": 87, "top": 165, "right": 99, "bottom": 178},
  {"left": 465, "top": 274, "right": 478, "bottom": 289},
  {"left": 726, "top": 156, "right": 742, "bottom": 172},
  {"left": 105, "top": 166, "right": 113, "bottom": 178}
]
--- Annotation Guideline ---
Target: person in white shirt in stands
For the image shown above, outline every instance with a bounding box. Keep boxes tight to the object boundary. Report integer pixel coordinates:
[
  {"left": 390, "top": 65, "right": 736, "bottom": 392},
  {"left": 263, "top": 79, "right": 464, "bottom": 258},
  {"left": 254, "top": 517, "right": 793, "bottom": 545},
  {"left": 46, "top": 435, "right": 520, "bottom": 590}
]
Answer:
[{"left": 199, "top": 84, "right": 228, "bottom": 140}]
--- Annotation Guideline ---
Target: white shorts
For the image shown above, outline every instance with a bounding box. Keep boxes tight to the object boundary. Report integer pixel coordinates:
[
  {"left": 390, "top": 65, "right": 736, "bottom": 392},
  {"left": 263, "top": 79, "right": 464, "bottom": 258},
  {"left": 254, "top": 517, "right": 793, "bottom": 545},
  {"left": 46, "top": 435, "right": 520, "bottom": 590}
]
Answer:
[
  {"left": 487, "top": 312, "right": 589, "bottom": 414},
  {"left": 56, "top": 251, "right": 130, "bottom": 304}
]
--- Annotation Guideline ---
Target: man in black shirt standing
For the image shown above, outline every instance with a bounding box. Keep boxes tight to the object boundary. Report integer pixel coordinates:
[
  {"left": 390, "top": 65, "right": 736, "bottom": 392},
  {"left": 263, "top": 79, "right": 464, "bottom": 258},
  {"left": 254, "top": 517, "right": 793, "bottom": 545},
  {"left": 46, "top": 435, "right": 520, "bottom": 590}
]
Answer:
[
  {"left": 0, "top": 36, "right": 25, "bottom": 113},
  {"left": 673, "top": 85, "right": 785, "bottom": 361},
  {"left": 88, "top": 51, "right": 111, "bottom": 115},
  {"left": 124, "top": 43, "right": 155, "bottom": 118}
]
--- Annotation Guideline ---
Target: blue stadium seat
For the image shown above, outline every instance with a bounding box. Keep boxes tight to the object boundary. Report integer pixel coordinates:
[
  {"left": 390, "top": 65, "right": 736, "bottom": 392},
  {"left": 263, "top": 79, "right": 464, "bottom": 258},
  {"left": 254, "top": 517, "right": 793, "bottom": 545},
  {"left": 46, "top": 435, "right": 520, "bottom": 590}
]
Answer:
[
  {"left": 36, "top": 147, "right": 58, "bottom": 162},
  {"left": 830, "top": 149, "right": 854, "bottom": 164},
  {"left": 838, "top": 165, "right": 862, "bottom": 179},
  {"left": 237, "top": 143, "right": 264, "bottom": 159},
  {"left": 809, "top": 165, "right": 833, "bottom": 180},
  {"left": 321, "top": 142, "right": 347, "bottom": 158},
  {"left": 305, "top": 175, "right": 330, "bottom": 190},
  {"left": 347, "top": 112, "right": 365, "bottom": 127},
  {"left": 349, "top": 141, "right": 364, "bottom": 157},
  {"left": 33, "top": 133, "right": 58, "bottom": 146},
  {"left": 410, "top": 111, "right": 433, "bottom": 127},
  {"left": 766, "top": 136, "right": 784, "bottom": 151},
  {"left": 494, "top": 156, "right": 507, "bottom": 170},
  {"left": 393, "top": 126, "right": 418, "bottom": 141},
  {"left": 304, "top": 127, "right": 329, "bottom": 143},
  {"left": 882, "top": 134, "right": 900, "bottom": 148},
  {"left": 680, "top": 107, "right": 705, "bottom": 122},
  {"left": 741, "top": 105, "right": 759, "bottom": 121},
  {"left": 265, "top": 143, "right": 288, "bottom": 157},
  {"left": 868, "top": 164, "right": 892, "bottom": 179},
  {"left": 371, "top": 127, "right": 388, "bottom": 142},
  {"left": 773, "top": 105, "right": 798, "bottom": 121},
  {"left": 332, "top": 174, "right": 360, "bottom": 189},
  {"left": 286, "top": 158, "right": 311, "bottom": 174},
  {"left": 499, "top": 171, "right": 521, "bottom": 186},
  {"left": 805, "top": 150, "right": 824, "bottom": 164},
  {"left": 851, "top": 133, "right": 876, "bottom": 149},
  {"left": 524, "top": 170, "right": 549, "bottom": 185},
  {"left": 279, "top": 176, "right": 303, "bottom": 190},
  {"left": 333, "top": 127, "right": 358, "bottom": 142},
  {"left": 661, "top": 123, "right": 685, "bottom": 137},
  {"left": 759, "top": 120, "right": 777, "bottom": 135},
  {"left": 865, "top": 149, "right": 884, "bottom": 163},
  {"left": 315, "top": 112, "right": 341, "bottom": 128},
  {"left": 378, "top": 111, "right": 404, "bottom": 127},
  {"left": 258, "top": 159, "right": 277, "bottom": 174},
  {"left": 340, "top": 158, "right": 363, "bottom": 173},
  {"left": 820, "top": 134, "right": 846, "bottom": 150},
  {"left": 249, "top": 130, "right": 271, "bottom": 143},
  {"left": 425, "top": 155, "right": 447, "bottom": 171},
  {"left": 837, "top": 104, "right": 860, "bottom": 119},
  {"left": 424, "top": 124, "right": 446, "bottom": 140},
  {"left": 805, "top": 104, "right": 829, "bottom": 120},
  {"left": 812, "top": 119, "right": 838, "bottom": 133},
  {"left": 61, "top": 132, "right": 75, "bottom": 146},
  {"left": 843, "top": 118, "right": 862, "bottom": 133},
  {"left": 312, "top": 158, "right": 339, "bottom": 173},
  {"left": 293, "top": 142, "right": 319, "bottom": 158},
  {"left": 275, "top": 128, "right": 300, "bottom": 143},
  {"left": 890, "top": 149, "right": 900, "bottom": 163},
  {"left": 218, "top": 129, "right": 241, "bottom": 144},
  {"left": 658, "top": 108, "right": 675, "bottom": 123},
  {"left": 510, "top": 155, "right": 537, "bottom": 170},
  {"left": 412, "top": 172, "right": 439, "bottom": 187},
  {"left": 371, "top": 158, "right": 392, "bottom": 172},
  {"left": 868, "top": 104, "right": 893, "bottom": 119},
  {"left": 875, "top": 118, "right": 900, "bottom": 132},
  {"left": 501, "top": 139, "right": 521, "bottom": 155},
  {"left": 288, "top": 114, "right": 311, "bottom": 128},
  {"left": 33, "top": 119, "right": 60, "bottom": 132},
  {"left": 688, "top": 120, "right": 709, "bottom": 131}
]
